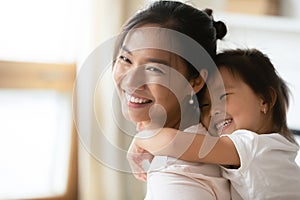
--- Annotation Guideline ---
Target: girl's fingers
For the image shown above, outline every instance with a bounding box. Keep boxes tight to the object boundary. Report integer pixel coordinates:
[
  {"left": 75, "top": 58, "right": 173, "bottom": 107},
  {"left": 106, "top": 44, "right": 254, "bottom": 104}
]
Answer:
[
  {"left": 127, "top": 139, "right": 153, "bottom": 182},
  {"left": 138, "top": 173, "right": 147, "bottom": 182},
  {"left": 131, "top": 160, "right": 147, "bottom": 181}
]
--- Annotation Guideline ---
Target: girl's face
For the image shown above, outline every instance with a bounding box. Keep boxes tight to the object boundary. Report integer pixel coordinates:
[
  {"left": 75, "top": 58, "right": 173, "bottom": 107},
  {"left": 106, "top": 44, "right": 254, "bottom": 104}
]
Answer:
[
  {"left": 113, "top": 27, "right": 193, "bottom": 129},
  {"left": 201, "top": 67, "right": 270, "bottom": 135}
]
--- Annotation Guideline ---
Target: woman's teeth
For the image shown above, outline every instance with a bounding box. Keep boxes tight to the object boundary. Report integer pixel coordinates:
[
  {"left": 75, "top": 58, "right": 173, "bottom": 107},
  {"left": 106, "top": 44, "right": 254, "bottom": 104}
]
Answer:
[
  {"left": 125, "top": 93, "right": 151, "bottom": 104},
  {"left": 216, "top": 119, "right": 232, "bottom": 131}
]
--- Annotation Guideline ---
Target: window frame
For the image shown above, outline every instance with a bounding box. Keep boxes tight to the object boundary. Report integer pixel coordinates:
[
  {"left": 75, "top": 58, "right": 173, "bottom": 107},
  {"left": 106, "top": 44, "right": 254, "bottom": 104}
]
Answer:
[{"left": 0, "top": 60, "right": 78, "bottom": 200}]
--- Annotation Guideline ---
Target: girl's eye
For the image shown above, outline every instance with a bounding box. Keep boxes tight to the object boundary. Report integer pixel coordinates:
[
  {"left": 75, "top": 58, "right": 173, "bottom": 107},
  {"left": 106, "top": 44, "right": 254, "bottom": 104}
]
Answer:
[
  {"left": 119, "top": 55, "right": 131, "bottom": 64},
  {"left": 219, "top": 93, "right": 230, "bottom": 100},
  {"left": 146, "top": 66, "right": 164, "bottom": 74}
]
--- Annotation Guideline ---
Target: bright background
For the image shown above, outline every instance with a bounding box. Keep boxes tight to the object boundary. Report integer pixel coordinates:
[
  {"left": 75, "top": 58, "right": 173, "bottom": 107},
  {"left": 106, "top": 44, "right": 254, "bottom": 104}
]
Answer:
[{"left": 0, "top": 0, "right": 299, "bottom": 199}]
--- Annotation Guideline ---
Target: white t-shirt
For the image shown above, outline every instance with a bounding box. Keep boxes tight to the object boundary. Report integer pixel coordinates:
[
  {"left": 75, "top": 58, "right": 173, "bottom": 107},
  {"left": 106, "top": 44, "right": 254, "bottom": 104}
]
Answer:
[{"left": 221, "top": 129, "right": 300, "bottom": 200}]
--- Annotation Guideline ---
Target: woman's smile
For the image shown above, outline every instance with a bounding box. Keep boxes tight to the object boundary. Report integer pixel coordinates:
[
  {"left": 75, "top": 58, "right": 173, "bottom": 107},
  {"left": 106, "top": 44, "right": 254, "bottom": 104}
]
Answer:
[{"left": 124, "top": 91, "right": 153, "bottom": 108}]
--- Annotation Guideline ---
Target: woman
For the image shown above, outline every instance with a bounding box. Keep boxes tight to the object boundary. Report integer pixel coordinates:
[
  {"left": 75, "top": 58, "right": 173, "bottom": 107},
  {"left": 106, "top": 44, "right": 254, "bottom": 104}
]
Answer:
[{"left": 113, "top": 1, "right": 229, "bottom": 199}]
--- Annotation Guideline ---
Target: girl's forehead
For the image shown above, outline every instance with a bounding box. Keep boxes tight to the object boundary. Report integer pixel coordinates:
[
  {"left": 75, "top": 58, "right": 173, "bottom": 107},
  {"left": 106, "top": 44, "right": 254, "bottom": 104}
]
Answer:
[
  {"left": 206, "top": 67, "right": 234, "bottom": 95},
  {"left": 210, "top": 67, "right": 235, "bottom": 83}
]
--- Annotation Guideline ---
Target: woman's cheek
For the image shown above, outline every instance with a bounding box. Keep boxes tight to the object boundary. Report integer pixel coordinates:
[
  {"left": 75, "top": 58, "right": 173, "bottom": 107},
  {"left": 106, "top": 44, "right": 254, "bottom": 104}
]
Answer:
[
  {"left": 113, "top": 63, "right": 125, "bottom": 85},
  {"left": 200, "top": 111, "right": 210, "bottom": 129}
]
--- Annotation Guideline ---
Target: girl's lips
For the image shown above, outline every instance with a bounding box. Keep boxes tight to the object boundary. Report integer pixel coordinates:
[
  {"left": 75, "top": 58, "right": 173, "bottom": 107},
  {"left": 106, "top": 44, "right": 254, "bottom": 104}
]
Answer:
[{"left": 215, "top": 118, "right": 233, "bottom": 133}]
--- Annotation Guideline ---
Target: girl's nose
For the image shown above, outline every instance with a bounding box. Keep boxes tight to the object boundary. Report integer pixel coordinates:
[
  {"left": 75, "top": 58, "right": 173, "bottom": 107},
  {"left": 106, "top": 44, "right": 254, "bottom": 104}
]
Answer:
[
  {"left": 209, "top": 101, "right": 224, "bottom": 117},
  {"left": 210, "top": 106, "right": 221, "bottom": 117},
  {"left": 208, "top": 93, "right": 225, "bottom": 117}
]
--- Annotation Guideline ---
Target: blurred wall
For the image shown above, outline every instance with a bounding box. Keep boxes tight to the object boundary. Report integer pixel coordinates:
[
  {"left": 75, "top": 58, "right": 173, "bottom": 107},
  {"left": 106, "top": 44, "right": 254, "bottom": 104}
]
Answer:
[{"left": 75, "top": 0, "right": 147, "bottom": 199}]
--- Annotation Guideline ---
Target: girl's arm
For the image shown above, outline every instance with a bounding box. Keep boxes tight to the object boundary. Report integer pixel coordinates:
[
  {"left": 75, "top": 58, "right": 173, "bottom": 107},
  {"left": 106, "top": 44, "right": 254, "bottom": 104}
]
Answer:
[
  {"left": 127, "top": 138, "right": 153, "bottom": 181},
  {"left": 135, "top": 127, "right": 240, "bottom": 166}
]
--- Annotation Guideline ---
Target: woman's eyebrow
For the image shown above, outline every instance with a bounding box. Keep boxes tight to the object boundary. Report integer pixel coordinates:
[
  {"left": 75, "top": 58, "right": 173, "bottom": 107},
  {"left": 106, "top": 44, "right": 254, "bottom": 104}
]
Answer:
[
  {"left": 145, "top": 58, "right": 170, "bottom": 66},
  {"left": 121, "top": 45, "right": 171, "bottom": 66},
  {"left": 121, "top": 45, "right": 132, "bottom": 55}
]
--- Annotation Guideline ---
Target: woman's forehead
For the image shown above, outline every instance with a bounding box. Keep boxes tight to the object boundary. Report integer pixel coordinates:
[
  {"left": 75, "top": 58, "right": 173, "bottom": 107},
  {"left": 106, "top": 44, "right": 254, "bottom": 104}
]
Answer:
[{"left": 123, "top": 26, "right": 178, "bottom": 53}]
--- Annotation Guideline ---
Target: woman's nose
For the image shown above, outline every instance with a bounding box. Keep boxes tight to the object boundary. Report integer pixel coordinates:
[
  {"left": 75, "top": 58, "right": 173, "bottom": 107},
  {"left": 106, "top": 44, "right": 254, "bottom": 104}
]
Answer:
[{"left": 121, "top": 67, "right": 146, "bottom": 92}]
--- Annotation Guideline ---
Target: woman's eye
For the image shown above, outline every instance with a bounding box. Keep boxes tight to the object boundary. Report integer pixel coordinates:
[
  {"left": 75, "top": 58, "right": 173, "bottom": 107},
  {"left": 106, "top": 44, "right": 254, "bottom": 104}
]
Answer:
[
  {"left": 119, "top": 55, "right": 131, "bottom": 64},
  {"left": 146, "top": 66, "right": 164, "bottom": 74},
  {"left": 200, "top": 103, "right": 210, "bottom": 108},
  {"left": 200, "top": 103, "right": 210, "bottom": 114}
]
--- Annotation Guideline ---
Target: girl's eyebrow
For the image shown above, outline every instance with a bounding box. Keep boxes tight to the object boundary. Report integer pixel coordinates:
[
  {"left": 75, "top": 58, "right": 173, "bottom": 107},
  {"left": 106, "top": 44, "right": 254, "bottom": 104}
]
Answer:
[{"left": 211, "top": 83, "right": 235, "bottom": 93}]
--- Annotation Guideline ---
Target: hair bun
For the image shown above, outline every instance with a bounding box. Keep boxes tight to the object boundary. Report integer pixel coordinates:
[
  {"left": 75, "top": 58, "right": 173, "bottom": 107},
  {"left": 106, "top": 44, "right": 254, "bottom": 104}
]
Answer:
[
  {"left": 213, "top": 20, "right": 227, "bottom": 40},
  {"left": 203, "top": 8, "right": 213, "bottom": 16},
  {"left": 203, "top": 8, "right": 227, "bottom": 40}
]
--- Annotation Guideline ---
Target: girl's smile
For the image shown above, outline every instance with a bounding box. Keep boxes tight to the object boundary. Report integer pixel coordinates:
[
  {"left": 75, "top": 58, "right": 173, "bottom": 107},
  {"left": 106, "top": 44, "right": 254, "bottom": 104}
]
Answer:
[
  {"left": 201, "top": 67, "right": 273, "bottom": 135},
  {"left": 215, "top": 118, "right": 233, "bottom": 133}
]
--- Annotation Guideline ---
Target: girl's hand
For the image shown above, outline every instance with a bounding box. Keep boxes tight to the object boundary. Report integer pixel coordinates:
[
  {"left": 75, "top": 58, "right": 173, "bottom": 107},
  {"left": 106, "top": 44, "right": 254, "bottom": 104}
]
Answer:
[{"left": 127, "top": 139, "right": 154, "bottom": 182}]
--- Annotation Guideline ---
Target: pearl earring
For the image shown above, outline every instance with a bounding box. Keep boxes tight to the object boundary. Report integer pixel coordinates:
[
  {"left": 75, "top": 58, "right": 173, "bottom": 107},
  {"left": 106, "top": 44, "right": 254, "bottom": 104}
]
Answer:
[
  {"left": 263, "top": 107, "right": 267, "bottom": 114},
  {"left": 189, "top": 91, "right": 194, "bottom": 105}
]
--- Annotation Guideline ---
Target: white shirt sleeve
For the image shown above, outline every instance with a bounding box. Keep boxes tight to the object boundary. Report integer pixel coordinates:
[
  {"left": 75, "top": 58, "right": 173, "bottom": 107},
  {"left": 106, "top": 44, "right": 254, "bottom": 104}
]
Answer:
[{"left": 221, "top": 129, "right": 300, "bottom": 200}]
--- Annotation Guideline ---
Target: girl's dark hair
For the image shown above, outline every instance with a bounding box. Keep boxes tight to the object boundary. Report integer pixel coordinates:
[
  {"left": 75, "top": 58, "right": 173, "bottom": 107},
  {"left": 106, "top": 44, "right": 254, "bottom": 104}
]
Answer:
[
  {"left": 216, "top": 49, "right": 296, "bottom": 144},
  {"left": 114, "top": 1, "right": 227, "bottom": 99}
]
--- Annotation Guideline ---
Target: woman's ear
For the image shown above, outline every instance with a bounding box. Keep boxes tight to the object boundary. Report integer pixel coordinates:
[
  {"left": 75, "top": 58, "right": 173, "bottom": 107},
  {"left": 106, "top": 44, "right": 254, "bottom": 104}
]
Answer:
[{"left": 190, "top": 69, "right": 208, "bottom": 93}]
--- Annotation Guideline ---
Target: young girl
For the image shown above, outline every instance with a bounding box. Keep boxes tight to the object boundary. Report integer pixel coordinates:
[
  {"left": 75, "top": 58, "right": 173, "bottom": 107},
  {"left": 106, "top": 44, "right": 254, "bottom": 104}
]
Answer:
[{"left": 130, "top": 48, "right": 300, "bottom": 199}]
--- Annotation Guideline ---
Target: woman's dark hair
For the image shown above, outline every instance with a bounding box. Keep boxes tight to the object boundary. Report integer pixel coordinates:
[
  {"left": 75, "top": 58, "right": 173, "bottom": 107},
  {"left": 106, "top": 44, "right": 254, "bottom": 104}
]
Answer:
[
  {"left": 114, "top": 1, "right": 227, "bottom": 99},
  {"left": 216, "top": 48, "right": 296, "bottom": 144}
]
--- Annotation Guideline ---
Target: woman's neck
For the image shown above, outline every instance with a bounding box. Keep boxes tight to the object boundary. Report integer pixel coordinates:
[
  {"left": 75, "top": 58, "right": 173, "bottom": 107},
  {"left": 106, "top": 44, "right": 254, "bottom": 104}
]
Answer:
[{"left": 137, "top": 117, "right": 182, "bottom": 131}]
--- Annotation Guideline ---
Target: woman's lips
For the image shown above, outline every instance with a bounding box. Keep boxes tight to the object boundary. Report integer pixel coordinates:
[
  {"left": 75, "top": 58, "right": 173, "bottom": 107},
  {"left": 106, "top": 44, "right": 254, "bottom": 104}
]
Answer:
[{"left": 124, "top": 92, "right": 153, "bottom": 108}]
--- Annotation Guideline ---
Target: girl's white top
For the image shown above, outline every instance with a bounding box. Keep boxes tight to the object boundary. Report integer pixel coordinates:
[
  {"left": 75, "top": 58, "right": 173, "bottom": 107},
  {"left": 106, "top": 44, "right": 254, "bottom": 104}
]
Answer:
[{"left": 221, "top": 129, "right": 300, "bottom": 200}]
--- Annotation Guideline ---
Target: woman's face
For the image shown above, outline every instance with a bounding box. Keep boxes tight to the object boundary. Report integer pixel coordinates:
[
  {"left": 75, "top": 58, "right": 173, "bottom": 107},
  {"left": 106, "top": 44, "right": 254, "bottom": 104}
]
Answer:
[
  {"left": 200, "top": 67, "right": 269, "bottom": 135},
  {"left": 113, "top": 27, "right": 192, "bottom": 129}
]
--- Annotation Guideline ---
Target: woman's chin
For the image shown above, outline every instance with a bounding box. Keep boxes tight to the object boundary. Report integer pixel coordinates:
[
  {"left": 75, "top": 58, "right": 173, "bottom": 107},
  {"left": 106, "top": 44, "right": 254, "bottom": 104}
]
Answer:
[
  {"left": 121, "top": 103, "right": 151, "bottom": 121},
  {"left": 121, "top": 108, "right": 149, "bottom": 123}
]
